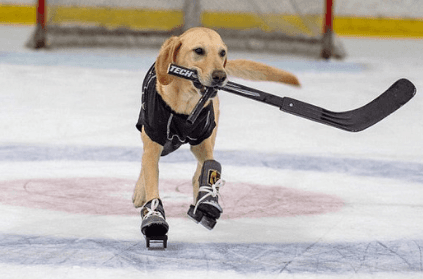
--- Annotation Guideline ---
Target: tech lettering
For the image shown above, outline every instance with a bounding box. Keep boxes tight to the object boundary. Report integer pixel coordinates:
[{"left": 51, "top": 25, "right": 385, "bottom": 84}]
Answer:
[{"left": 169, "top": 65, "right": 194, "bottom": 78}]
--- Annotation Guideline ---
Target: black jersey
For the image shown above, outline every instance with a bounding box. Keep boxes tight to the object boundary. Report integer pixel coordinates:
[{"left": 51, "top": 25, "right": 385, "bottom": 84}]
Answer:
[{"left": 136, "top": 64, "right": 216, "bottom": 156}]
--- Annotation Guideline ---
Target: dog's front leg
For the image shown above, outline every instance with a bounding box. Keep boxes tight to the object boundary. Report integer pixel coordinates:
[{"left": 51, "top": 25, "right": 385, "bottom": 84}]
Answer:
[
  {"left": 187, "top": 98, "right": 224, "bottom": 230},
  {"left": 189, "top": 136, "right": 224, "bottom": 230},
  {"left": 133, "top": 128, "right": 163, "bottom": 208},
  {"left": 191, "top": 137, "right": 215, "bottom": 200},
  {"left": 190, "top": 97, "right": 220, "bottom": 201}
]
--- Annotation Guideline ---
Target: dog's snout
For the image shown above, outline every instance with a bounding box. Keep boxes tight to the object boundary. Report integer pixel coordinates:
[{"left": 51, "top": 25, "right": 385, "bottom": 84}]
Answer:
[{"left": 211, "top": 70, "right": 227, "bottom": 86}]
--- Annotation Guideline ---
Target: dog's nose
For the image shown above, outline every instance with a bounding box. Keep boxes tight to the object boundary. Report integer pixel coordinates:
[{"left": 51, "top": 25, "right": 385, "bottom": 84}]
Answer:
[{"left": 211, "top": 70, "right": 227, "bottom": 86}]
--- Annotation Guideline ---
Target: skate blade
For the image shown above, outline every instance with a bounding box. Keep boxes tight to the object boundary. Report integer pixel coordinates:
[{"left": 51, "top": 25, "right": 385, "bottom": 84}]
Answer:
[
  {"left": 141, "top": 218, "right": 169, "bottom": 237},
  {"left": 187, "top": 205, "right": 202, "bottom": 223},
  {"left": 199, "top": 215, "right": 216, "bottom": 230},
  {"left": 145, "top": 235, "right": 168, "bottom": 249},
  {"left": 187, "top": 205, "right": 217, "bottom": 230}
]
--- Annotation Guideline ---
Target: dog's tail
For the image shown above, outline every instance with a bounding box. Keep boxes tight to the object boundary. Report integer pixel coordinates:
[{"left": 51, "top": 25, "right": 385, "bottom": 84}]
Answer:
[{"left": 225, "top": 59, "right": 300, "bottom": 87}]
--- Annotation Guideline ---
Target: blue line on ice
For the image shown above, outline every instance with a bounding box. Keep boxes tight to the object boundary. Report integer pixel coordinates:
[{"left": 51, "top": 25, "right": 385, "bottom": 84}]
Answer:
[
  {"left": 1, "top": 233, "right": 422, "bottom": 274},
  {"left": 1, "top": 144, "right": 422, "bottom": 184}
]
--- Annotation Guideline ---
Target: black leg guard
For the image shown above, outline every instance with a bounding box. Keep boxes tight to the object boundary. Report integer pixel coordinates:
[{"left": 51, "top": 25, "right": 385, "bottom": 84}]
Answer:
[
  {"left": 187, "top": 160, "right": 224, "bottom": 230},
  {"left": 141, "top": 199, "right": 169, "bottom": 249}
]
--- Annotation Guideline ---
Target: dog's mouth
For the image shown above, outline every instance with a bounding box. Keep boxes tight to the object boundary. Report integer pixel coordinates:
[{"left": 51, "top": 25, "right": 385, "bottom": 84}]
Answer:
[
  {"left": 167, "top": 64, "right": 224, "bottom": 97},
  {"left": 194, "top": 81, "right": 220, "bottom": 98},
  {"left": 192, "top": 70, "right": 226, "bottom": 98},
  {"left": 192, "top": 79, "right": 205, "bottom": 91},
  {"left": 192, "top": 76, "right": 220, "bottom": 98}
]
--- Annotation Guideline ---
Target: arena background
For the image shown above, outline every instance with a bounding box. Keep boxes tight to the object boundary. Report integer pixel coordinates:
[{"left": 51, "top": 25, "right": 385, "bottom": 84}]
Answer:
[
  {"left": 1, "top": 1, "right": 423, "bottom": 279},
  {"left": 1, "top": 0, "right": 423, "bottom": 38}
]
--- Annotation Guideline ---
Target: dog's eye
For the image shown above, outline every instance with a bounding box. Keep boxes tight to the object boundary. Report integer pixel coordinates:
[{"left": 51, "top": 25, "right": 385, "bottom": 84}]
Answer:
[
  {"left": 219, "top": 50, "right": 226, "bottom": 57},
  {"left": 194, "top": 48, "right": 205, "bottom": 55}
]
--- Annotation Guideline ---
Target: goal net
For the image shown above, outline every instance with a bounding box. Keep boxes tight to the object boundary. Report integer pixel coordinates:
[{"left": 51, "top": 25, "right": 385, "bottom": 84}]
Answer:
[{"left": 27, "top": 0, "right": 345, "bottom": 59}]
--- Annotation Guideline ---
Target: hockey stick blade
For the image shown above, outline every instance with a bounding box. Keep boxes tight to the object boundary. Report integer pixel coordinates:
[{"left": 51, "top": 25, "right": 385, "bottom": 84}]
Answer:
[
  {"left": 279, "top": 79, "right": 416, "bottom": 132},
  {"left": 222, "top": 79, "right": 416, "bottom": 132}
]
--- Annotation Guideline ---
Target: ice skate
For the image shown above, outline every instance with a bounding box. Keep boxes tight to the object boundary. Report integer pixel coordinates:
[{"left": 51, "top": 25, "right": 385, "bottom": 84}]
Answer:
[
  {"left": 187, "top": 160, "right": 225, "bottom": 230},
  {"left": 141, "top": 199, "right": 169, "bottom": 248}
]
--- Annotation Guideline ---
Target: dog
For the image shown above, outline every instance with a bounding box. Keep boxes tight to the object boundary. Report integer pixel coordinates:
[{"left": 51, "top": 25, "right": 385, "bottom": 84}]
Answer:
[{"left": 133, "top": 27, "right": 300, "bottom": 235}]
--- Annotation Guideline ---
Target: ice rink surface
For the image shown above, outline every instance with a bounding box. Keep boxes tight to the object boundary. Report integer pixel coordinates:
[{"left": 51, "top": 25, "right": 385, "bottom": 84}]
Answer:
[{"left": 1, "top": 26, "right": 423, "bottom": 278}]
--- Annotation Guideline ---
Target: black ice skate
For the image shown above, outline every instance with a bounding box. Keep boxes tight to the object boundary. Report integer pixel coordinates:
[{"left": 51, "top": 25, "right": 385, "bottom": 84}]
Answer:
[
  {"left": 140, "top": 199, "right": 169, "bottom": 248},
  {"left": 187, "top": 160, "right": 225, "bottom": 230}
]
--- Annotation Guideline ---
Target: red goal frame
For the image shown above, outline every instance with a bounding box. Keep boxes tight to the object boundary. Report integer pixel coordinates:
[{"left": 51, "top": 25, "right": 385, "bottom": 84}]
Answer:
[
  {"left": 321, "top": 0, "right": 334, "bottom": 59},
  {"left": 31, "top": 0, "right": 46, "bottom": 48},
  {"left": 31, "top": 0, "right": 339, "bottom": 59}
]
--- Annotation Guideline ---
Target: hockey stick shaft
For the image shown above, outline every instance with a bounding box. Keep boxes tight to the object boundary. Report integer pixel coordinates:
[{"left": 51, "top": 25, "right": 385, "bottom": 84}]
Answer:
[
  {"left": 168, "top": 64, "right": 416, "bottom": 132},
  {"left": 187, "top": 87, "right": 217, "bottom": 125}
]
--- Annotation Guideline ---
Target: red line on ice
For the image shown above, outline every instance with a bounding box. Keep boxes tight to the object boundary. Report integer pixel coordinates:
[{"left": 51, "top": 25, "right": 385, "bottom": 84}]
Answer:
[{"left": 0, "top": 178, "right": 344, "bottom": 218}]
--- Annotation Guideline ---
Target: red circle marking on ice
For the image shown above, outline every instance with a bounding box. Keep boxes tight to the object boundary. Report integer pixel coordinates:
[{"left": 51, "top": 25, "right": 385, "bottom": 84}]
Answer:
[{"left": 0, "top": 178, "right": 344, "bottom": 218}]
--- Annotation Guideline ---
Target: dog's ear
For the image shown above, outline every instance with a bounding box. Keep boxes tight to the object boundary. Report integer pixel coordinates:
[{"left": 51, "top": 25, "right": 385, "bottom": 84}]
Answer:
[{"left": 155, "top": 36, "right": 182, "bottom": 85}]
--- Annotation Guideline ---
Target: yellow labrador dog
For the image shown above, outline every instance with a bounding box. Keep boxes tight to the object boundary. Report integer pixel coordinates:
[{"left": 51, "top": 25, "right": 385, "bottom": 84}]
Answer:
[{"left": 133, "top": 27, "right": 300, "bottom": 238}]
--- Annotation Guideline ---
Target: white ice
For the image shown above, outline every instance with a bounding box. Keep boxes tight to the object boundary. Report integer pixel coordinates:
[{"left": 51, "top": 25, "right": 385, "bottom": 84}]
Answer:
[{"left": 1, "top": 26, "right": 423, "bottom": 278}]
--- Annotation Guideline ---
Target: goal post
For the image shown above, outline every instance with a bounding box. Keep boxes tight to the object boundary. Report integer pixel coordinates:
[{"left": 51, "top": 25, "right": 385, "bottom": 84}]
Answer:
[
  {"left": 27, "top": 0, "right": 345, "bottom": 59},
  {"left": 321, "top": 0, "right": 334, "bottom": 59},
  {"left": 28, "top": 0, "right": 46, "bottom": 49}
]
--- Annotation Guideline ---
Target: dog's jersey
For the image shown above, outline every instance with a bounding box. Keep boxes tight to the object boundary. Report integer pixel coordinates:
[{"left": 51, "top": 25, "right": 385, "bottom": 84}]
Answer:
[{"left": 136, "top": 63, "right": 216, "bottom": 156}]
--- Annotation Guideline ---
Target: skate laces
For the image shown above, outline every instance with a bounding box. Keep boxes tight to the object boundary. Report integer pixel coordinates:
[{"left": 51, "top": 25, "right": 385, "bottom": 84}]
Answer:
[
  {"left": 193, "top": 179, "right": 225, "bottom": 214},
  {"left": 142, "top": 199, "right": 164, "bottom": 220}
]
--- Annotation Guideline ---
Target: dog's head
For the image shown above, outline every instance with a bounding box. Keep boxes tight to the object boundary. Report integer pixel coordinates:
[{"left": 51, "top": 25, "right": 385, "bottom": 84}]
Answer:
[{"left": 155, "top": 27, "right": 228, "bottom": 90}]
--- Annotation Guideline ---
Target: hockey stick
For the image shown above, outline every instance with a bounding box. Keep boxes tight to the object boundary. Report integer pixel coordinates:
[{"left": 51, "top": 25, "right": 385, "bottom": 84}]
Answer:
[
  {"left": 168, "top": 64, "right": 219, "bottom": 125},
  {"left": 168, "top": 64, "right": 416, "bottom": 132},
  {"left": 186, "top": 86, "right": 218, "bottom": 125}
]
